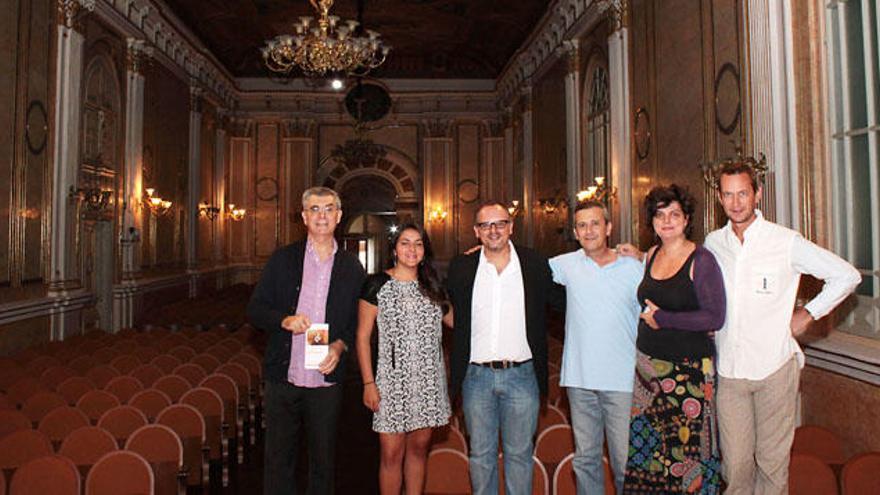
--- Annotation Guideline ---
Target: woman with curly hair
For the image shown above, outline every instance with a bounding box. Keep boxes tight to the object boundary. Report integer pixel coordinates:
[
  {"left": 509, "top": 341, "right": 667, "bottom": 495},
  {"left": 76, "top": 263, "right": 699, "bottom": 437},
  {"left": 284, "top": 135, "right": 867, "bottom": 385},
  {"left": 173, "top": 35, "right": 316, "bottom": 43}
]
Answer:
[
  {"left": 623, "top": 184, "right": 727, "bottom": 493},
  {"left": 356, "top": 222, "right": 452, "bottom": 495}
]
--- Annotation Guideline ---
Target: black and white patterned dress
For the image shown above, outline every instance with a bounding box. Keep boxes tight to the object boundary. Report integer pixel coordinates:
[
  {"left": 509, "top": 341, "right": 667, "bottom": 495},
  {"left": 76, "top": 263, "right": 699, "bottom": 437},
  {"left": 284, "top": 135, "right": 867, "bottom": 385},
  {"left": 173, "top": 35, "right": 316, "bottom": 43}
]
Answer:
[{"left": 361, "top": 273, "right": 451, "bottom": 433}]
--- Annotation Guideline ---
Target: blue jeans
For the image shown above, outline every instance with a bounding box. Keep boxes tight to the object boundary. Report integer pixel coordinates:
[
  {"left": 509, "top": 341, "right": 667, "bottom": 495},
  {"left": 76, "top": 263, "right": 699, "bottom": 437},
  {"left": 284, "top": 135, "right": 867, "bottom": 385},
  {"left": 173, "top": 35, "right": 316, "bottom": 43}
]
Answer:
[
  {"left": 462, "top": 362, "right": 539, "bottom": 495},
  {"left": 567, "top": 388, "right": 632, "bottom": 495}
]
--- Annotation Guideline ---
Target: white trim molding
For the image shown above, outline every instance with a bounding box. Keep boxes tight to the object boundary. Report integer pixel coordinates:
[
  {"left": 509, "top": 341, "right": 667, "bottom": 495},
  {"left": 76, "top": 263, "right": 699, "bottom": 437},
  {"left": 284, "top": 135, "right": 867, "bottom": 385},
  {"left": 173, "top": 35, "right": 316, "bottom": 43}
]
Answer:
[{"left": 804, "top": 332, "right": 880, "bottom": 385}]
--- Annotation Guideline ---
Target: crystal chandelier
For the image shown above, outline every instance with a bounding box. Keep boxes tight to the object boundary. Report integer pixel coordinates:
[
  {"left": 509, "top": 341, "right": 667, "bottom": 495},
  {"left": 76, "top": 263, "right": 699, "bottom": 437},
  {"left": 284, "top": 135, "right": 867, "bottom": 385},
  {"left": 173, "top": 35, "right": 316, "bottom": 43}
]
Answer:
[{"left": 262, "top": 0, "right": 390, "bottom": 77}]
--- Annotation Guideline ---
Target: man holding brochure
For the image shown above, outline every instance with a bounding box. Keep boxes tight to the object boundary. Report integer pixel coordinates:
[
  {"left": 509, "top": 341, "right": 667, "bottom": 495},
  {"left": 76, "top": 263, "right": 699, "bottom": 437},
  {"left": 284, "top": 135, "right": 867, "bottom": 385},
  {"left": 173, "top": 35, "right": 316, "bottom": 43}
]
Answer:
[{"left": 248, "top": 186, "right": 366, "bottom": 495}]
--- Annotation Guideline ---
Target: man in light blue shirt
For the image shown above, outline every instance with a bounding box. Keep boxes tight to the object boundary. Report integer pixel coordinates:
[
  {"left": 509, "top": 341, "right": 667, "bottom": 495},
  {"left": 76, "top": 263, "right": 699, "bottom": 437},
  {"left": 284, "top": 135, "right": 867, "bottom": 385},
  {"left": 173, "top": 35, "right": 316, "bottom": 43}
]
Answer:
[{"left": 549, "top": 200, "right": 642, "bottom": 495}]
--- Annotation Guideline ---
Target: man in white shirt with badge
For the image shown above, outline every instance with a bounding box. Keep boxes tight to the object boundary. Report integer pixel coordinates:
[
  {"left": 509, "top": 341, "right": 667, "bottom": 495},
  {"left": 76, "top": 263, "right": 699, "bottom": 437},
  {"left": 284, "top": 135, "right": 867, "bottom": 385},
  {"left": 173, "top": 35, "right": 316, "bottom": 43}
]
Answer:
[{"left": 704, "top": 163, "right": 860, "bottom": 495}]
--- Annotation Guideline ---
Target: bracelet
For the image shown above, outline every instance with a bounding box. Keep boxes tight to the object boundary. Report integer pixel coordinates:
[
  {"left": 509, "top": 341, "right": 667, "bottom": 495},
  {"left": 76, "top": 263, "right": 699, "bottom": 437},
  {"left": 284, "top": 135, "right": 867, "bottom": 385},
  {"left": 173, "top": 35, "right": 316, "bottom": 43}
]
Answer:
[{"left": 363, "top": 381, "right": 375, "bottom": 386}]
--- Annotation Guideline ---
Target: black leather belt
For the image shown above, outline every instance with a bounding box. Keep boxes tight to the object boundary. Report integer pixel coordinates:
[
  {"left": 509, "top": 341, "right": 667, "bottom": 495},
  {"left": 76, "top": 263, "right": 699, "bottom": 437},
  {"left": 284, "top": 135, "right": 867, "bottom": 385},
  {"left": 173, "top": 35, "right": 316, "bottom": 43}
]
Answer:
[{"left": 472, "top": 359, "right": 531, "bottom": 369}]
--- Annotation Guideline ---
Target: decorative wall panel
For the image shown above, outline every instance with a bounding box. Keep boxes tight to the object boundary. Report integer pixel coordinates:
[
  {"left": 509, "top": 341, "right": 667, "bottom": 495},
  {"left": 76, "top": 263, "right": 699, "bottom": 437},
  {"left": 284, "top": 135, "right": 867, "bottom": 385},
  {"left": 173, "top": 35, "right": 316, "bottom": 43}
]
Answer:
[
  {"left": 629, "top": 0, "right": 745, "bottom": 246},
  {"left": 456, "top": 124, "right": 479, "bottom": 251},
  {"left": 255, "top": 123, "right": 279, "bottom": 259},
  {"left": 228, "top": 136, "right": 253, "bottom": 261},
  {"left": 0, "top": 0, "right": 53, "bottom": 298},
  {"left": 142, "top": 62, "right": 189, "bottom": 270},
  {"left": 532, "top": 60, "right": 570, "bottom": 257},
  {"left": 281, "top": 139, "right": 312, "bottom": 244}
]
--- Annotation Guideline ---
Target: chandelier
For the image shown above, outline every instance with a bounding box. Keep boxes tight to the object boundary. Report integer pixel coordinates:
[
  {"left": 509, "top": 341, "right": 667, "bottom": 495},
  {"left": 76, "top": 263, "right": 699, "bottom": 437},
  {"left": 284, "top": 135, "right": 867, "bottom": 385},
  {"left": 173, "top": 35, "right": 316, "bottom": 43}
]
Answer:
[{"left": 262, "top": 0, "right": 390, "bottom": 77}]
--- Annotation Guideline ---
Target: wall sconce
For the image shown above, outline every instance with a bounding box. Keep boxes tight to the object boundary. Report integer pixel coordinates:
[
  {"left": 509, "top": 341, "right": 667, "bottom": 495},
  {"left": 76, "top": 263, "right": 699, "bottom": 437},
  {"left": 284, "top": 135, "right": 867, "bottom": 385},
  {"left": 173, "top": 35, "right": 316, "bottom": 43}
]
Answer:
[
  {"left": 427, "top": 206, "right": 448, "bottom": 223},
  {"left": 198, "top": 200, "right": 221, "bottom": 221},
  {"left": 70, "top": 185, "right": 112, "bottom": 213},
  {"left": 226, "top": 203, "right": 247, "bottom": 222},
  {"left": 507, "top": 200, "right": 521, "bottom": 217},
  {"left": 576, "top": 176, "right": 617, "bottom": 203},
  {"left": 537, "top": 190, "right": 568, "bottom": 214},
  {"left": 144, "top": 188, "right": 173, "bottom": 216}
]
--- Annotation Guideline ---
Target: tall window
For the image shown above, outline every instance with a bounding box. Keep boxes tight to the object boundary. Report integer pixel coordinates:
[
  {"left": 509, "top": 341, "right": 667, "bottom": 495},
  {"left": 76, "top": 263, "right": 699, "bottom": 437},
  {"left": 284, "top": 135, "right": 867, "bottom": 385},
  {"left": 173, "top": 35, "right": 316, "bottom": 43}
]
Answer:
[
  {"left": 826, "top": 0, "right": 879, "bottom": 339},
  {"left": 584, "top": 64, "right": 610, "bottom": 183}
]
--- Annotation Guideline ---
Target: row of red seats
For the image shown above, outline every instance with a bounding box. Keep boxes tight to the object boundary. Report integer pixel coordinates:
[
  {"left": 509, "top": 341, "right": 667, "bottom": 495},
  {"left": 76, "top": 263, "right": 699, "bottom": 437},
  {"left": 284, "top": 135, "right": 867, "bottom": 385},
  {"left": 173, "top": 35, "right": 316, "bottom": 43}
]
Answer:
[
  {"left": 140, "top": 283, "right": 253, "bottom": 329},
  {"left": 0, "top": 323, "right": 266, "bottom": 494},
  {"left": 0, "top": 449, "right": 157, "bottom": 495}
]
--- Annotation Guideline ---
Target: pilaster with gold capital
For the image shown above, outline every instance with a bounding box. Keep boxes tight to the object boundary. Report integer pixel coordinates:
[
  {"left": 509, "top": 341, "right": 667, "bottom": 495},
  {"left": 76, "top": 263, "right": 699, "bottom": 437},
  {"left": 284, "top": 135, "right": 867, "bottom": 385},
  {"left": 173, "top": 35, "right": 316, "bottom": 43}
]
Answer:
[
  {"left": 605, "top": 0, "right": 629, "bottom": 32},
  {"left": 189, "top": 83, "right": 204, "bottom": 114},
  {"left": 126, "top": 38, "right": 152, "bottom": 75},
  {"left": 186, "top": 82, "right": 203, "bottom": 270},
  {"left": 563, "top": 39, "right": 582, "bottom": 209},
  {"left": 563, "top": 39, "right": 581, "bottom": 75},
  {"left": 57, "top": 0, "right": 95, "bottom": 31}
]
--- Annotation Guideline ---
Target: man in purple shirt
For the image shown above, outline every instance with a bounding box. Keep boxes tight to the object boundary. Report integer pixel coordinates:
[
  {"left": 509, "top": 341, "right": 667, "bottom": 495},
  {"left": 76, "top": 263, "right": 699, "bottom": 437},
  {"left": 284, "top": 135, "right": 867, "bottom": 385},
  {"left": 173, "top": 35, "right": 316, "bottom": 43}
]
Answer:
[{"left": 248, "top": 187, "right": 366, "bottom": 495}]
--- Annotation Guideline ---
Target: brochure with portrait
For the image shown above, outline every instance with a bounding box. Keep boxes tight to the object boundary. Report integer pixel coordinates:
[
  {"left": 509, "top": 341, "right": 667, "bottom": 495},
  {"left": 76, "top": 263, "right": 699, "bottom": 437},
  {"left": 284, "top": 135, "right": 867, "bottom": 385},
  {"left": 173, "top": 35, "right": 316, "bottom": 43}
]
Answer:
[{"left": 304, "top": 323, "right": 329, "bottom": 369}]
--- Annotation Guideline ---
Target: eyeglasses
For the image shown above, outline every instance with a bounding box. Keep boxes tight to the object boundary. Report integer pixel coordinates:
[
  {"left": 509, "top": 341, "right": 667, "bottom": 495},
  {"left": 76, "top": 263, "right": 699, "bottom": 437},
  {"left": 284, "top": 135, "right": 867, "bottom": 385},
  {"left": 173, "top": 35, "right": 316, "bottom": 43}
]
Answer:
[
  {"left": 475, "top": 219, "right": 511, "bottom": 231},
  {"left": 305, "top": 204, "right": 338, "bottom": 215}
]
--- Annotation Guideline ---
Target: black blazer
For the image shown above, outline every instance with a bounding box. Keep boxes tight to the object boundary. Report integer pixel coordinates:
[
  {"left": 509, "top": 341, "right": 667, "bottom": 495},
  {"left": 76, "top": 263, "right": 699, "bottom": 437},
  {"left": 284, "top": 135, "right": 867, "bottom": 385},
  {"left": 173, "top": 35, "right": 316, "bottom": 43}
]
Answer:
[
  {"left": 247, "top": 240, "right": 366, "bottom": 384},
  {"left": 445, "top": 245, "right": 554, "bottom": 399}
]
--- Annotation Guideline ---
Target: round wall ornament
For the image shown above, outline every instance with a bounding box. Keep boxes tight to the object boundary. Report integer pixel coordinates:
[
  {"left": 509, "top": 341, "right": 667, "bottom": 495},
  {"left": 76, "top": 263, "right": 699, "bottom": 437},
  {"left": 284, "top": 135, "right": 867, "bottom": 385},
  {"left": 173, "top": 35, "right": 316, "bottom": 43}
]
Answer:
[{"left": 256, "top": 176, "right": 279, "bottom": 201}]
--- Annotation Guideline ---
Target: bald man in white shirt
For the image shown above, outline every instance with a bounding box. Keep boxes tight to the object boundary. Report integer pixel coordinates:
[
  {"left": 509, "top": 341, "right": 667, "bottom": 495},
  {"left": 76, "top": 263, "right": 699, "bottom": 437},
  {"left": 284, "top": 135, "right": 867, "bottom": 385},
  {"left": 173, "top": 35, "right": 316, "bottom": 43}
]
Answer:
[{"left": 704, "top": 163, "right": 860, "bottom": 495}]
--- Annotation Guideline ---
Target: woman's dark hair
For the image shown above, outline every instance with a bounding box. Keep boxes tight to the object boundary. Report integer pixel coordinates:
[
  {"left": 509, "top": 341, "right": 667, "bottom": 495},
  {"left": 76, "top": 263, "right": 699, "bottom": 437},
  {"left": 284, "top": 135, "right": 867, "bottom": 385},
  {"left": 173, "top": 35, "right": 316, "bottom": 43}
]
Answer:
[
  {"left": 645, "top": 184, "right": 696, "bottom": 239},
  {"left": 387, "top": 222, "right": 446, "bottom": 305}
]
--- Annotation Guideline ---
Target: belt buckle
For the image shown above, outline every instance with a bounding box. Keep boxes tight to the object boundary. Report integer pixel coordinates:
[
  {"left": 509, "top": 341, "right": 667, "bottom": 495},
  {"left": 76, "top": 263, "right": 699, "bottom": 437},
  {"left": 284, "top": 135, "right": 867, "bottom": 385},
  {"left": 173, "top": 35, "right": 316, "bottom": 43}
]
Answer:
[{"left": 496, "top": 360, "right": 512, "bottom": 369}]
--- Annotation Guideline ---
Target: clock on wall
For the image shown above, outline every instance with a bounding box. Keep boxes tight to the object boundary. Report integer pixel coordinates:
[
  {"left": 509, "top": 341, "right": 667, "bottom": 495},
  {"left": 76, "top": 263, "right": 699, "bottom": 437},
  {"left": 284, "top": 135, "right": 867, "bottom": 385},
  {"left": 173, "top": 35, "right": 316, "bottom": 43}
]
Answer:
[{"left": 344, "top": 82, "right": 392, "bottom": 123}]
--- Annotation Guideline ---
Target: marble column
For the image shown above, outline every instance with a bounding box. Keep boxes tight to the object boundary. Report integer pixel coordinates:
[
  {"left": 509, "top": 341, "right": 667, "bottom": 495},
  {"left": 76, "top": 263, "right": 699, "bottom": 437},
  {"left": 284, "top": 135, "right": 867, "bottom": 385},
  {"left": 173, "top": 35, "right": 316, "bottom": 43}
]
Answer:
[
  {"left": 49, "top": 0, "right": 94, "bottom": 339},
  {"left": 186, "top": 84, "right": 202, "bottom": 276},
  {"left": 563, "top": 40, "right": 583, "bottom": 213},
  {"left": 213, "top": 119, "right": 227, "bottom": 264},
  {"left": 113, "top": 38, "right": 148, "bottom": 331},
  {"left": 521, "top": 87, "right": 535, "bottom": 246},
  {"left": 120, "top": 38, "right": 147, "bottom": 281},
  {"left": 503, "top": 107, "right": 515, "bottom": 204},
  {"left": 608, "top": 1, "right": 633, "bottom": 242},
  {"left": 745, "top": 0, "right": 799, "bottom": 227}
]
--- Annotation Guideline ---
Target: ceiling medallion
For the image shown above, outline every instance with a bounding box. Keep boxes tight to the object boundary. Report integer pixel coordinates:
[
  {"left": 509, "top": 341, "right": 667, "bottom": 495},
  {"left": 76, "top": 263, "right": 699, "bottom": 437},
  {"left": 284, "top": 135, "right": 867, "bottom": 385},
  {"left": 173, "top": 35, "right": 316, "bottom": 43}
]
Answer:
[{"left": 261, "top": 0, "right": 390, "bottom": 77}]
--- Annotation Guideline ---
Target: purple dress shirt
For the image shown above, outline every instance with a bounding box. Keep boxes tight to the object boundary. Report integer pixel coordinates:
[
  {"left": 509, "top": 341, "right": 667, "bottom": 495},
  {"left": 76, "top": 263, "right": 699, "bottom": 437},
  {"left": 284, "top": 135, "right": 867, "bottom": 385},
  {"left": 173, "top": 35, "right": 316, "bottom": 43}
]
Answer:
[{"left": 287, "top": 238, "right": 337, "bottom": 388}]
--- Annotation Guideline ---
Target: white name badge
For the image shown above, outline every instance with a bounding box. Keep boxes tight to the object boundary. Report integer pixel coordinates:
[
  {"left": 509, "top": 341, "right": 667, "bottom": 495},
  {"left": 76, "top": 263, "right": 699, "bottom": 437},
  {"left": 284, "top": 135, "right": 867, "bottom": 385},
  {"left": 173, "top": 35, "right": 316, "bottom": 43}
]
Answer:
[
  {"left": 304, "top": 323, "right": 329, "bottom": 369},
  {"left": 754, "top": 272, "right": 777, "bottom": 295}
]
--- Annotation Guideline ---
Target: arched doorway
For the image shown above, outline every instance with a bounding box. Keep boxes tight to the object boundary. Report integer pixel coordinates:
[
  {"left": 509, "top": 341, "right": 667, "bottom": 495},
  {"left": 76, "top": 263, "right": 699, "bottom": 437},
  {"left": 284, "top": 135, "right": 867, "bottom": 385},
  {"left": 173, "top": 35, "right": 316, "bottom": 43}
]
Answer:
[
  {"left": 317, "top": 142, "right": 421, "bottom": 273},
  {"left": 338, "top": 175, "right": 397, "bottom": 274}
]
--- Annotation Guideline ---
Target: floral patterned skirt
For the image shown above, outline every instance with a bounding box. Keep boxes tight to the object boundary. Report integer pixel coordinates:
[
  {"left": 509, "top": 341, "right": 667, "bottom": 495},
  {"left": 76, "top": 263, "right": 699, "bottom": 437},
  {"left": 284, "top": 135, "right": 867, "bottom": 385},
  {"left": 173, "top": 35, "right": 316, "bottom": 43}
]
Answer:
[{"left": 623, "top": 351, "right": 722, "bottom": 494}]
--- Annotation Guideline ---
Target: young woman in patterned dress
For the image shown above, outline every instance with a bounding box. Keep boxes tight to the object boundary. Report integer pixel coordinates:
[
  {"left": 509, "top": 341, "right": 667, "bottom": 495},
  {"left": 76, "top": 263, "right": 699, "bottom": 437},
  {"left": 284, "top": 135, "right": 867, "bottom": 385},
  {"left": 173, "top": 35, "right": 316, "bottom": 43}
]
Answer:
[
  {"left": 356, "top": 223, "right": 452, "bottom": 495},
  {"left": 623, "top": 185, "right": 727, "bottom": 493}
]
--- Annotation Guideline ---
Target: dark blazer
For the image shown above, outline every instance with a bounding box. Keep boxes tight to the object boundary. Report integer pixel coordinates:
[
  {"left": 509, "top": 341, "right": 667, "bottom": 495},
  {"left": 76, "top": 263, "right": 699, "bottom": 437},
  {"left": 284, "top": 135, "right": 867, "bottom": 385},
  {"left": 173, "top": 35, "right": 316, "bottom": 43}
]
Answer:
[
  {"left": 247, "top": 240, "right": 366, "bottom": 384},
  {"left": 445, "top": 244, "right": 555, "bottom": 399}
]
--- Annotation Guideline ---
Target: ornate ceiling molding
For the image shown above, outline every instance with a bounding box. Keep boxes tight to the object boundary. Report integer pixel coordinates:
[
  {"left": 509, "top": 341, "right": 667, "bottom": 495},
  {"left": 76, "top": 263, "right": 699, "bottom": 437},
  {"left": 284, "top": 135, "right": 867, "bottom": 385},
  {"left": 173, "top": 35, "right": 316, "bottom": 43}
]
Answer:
[
  {"left": 91, "top": 0, "right": 622, "bottom": 115},
  {"left": 235, "top": 91, "right": 498, "bottom": 121},
  {"left": 92, "top": 0, "right": 236, "bottom": 109},
  {"left": 496, "top": 0, "right": 614, "bottom": 104}
]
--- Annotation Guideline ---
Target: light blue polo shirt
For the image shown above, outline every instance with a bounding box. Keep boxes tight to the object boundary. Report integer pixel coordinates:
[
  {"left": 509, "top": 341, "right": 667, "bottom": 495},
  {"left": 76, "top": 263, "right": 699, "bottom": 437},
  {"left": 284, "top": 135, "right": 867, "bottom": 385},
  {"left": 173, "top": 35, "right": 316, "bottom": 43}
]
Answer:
[{"left": 549, "top": 250, "right": 642, "bottom": 392}]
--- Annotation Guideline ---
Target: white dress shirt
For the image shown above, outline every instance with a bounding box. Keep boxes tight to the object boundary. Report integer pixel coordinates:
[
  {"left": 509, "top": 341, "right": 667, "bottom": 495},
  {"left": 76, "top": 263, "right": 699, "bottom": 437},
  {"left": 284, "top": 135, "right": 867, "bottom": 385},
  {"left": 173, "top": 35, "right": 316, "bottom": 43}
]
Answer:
[
  {"left": 470, "top": 242, "right": 531, "bottom": 363},
  {"left": 704, "top": 210, "right": 860, "bottom": 380}
]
